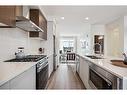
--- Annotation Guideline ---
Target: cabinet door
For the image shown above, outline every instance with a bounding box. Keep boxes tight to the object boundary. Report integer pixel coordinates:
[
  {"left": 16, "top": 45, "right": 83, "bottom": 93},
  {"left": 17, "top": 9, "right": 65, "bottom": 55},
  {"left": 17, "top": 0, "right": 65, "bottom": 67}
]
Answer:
[
  {"left": 79, "top": 57, "right": 86, "bottom": 84},
  {"left": 79, "top": 57, "right": 90, "bottom": 89},
  {"left": 79, "top": 57, "right": 84, "bottom": 84},
  {"left": 29, "top": 9, "right": 47, "bottom": 40},
  {"left": 39, "top": 11, "right": 47, "bottom": 40},
  {"left": 10, "top": 66, "right": 36, "bottom": 89},
  {"left": 0, "top": 6, "right": 16, "bottom": 27},
  {"left": 29, "top": 9, "right": 39, "bottom": 26},
  {"left": 82, "top": 60, "right": 90, "bottom": 88},
  {"left": 0, "top": 81, "right": 10, "bottom": 89},
  {"left": 48, "top": 55, "right": 54, "bottom": 77}
]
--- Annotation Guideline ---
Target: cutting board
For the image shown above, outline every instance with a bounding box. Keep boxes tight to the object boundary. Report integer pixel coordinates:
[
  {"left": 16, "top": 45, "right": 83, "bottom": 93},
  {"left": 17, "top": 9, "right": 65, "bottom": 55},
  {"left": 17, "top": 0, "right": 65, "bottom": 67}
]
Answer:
[{"left": 111, "top": 60, "right": 127, "bottom": 68}]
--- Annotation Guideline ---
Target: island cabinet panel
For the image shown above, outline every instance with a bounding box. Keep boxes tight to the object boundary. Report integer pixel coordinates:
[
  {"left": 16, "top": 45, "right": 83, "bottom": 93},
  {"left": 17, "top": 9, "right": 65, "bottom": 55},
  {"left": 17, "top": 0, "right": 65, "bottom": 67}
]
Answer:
[
  {"left": 0, "top": 66, "right": 36, "bottom": 89},
  {"left": 0, "top": 81, "right": 10, "bottom": 89},
  {"left": 79, "top": 57, "right": 90, "bottom": 89},
  {"left": 10, "top": 66, "right": 36, "bottom": 89},
  {"left": 29, "top": 9, "right": 47, "bottom": 40}
]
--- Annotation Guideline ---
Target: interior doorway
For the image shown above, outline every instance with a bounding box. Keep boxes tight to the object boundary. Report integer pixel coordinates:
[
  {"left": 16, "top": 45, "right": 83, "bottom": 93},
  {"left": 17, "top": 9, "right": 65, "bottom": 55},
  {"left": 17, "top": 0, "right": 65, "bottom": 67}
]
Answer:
[
  {"left": 59, "top": 36, "right": 77, "bottom": 63},
  {"left": 94, "top": 35, "right": 104, "bottom": 54}
]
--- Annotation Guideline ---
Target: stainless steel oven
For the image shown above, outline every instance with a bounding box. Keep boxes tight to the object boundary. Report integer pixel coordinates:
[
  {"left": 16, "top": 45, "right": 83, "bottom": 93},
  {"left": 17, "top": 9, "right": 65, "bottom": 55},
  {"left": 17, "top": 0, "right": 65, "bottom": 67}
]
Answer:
[
  {"left": 89, "top": 63, "right": 123, "bottom": 89},
  {"left": 36, "top": 57, "right": 48, "bottom": 89}
]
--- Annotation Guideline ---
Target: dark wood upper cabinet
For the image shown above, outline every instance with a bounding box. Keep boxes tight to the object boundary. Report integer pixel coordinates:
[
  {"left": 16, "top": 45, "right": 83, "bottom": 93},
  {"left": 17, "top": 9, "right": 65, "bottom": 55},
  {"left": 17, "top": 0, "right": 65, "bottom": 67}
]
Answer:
[
  {"left": 29, "top": 9, "right": 47, "bottom": 40},
  {"left": 0, "top": 6, "right": 24, "bottom": 28},
  {"left": 15, "top": 6, "right": 23, "bottom": 17},
  {"left": 0, "top": 6, "right": 16, "bottom": 27}
]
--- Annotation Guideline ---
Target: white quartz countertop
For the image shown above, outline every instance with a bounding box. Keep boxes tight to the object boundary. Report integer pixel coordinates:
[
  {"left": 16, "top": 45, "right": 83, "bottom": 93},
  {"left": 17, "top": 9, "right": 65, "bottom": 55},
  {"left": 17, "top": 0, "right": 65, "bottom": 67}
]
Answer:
[
  {"left": 0, "top": 61, "right": 37, "bottom": 86},
  {"left": 77, "top": 53, "right": 127, "bottom": 79}
]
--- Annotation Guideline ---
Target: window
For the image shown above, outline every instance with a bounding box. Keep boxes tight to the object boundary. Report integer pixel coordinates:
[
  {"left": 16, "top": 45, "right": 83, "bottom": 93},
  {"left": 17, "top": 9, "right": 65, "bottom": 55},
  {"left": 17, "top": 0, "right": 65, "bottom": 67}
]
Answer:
[
  {"left": 62, "top": 40, "right": 74, "bottom": 53},
  {"left": 63, "top": 41, "right": 74, "bottom": 47}
]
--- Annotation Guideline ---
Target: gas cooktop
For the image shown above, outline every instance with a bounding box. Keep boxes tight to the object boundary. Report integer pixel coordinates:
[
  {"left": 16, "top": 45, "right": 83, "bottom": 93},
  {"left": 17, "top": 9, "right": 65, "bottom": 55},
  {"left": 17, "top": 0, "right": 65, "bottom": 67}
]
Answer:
[{"left": 4, "top": 55, "right": 47, "bottom": 62}]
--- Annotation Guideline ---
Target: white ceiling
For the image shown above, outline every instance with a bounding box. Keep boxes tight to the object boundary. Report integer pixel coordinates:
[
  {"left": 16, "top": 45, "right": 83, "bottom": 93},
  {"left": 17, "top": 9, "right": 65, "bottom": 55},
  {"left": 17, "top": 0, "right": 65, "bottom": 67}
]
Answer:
[
  {"left": 39, "top": 6, "right": 127, "bottom": 36},
  {"left": 40, "top": 6, "right": 127, "bottom": 24}
]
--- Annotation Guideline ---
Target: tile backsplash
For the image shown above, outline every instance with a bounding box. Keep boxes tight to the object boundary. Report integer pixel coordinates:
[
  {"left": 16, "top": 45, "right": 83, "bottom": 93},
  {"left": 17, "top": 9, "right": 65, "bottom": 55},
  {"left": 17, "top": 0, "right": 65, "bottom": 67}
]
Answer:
[{"left": 0, "top": 28, "right": 42, "bottom": 61}]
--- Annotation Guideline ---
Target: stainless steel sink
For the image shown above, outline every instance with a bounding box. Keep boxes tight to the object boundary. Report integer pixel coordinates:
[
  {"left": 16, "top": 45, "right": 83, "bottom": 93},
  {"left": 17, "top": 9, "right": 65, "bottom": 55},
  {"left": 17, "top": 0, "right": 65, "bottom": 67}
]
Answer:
[{"left": 86, "top": 55, "right": 103, "bottom": 59}]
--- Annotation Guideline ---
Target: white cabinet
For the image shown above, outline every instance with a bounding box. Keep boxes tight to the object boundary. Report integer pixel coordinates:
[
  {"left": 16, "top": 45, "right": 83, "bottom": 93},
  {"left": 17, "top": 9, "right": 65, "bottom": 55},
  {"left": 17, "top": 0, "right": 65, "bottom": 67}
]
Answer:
[
  {"left": 0, "top": 66, "right": 36, "bottom": 89},
  {"left": 79, "top": 56, "right": 90, "bottom": 89},
  {"left": 79, "top": 57, "right": 85, "bottom": 81},
  {"left": 10, "top": 66, "right": 36, "bottom": 89},
  {"left": 48, "top": 55, "right": 53, "bottom": 77},
  {"left": 83, "top": 59, "right": 90, "bottom": 88},
  {"left": 0, "top": 81, "right": 10, "bottom": 89}
]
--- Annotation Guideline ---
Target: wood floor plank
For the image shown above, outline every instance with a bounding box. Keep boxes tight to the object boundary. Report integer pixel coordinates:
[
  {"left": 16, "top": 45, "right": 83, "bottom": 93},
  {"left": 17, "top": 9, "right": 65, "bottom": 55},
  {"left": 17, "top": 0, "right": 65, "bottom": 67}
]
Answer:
[{"left": 47, "top": 64, "right": 85, "bottom": 89}]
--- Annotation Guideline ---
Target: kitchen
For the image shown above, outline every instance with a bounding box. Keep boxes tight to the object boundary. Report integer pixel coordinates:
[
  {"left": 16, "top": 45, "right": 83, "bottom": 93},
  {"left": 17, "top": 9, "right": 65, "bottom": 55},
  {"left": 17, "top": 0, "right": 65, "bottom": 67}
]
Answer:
[
  {"left": 0, "top": 5, "right": 127, "bottom": 90},
  {"left": 0, "top": 6, "right": 57, "bottom": 89}
]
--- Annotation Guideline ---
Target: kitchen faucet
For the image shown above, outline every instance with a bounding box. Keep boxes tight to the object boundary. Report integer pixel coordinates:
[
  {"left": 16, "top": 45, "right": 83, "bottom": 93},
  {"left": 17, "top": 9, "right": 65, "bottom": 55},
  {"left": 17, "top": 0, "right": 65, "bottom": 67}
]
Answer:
[
  {"left": 94, "top": 43, "right": 102, "bottom": 56},
  {"left": 123, "top": 53, "right": 127, "bottom": 65}
]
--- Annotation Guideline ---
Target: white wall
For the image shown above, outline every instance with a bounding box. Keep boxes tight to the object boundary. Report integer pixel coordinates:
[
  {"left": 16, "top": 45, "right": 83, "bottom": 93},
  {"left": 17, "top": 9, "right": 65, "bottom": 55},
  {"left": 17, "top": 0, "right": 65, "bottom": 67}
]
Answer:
[
  {"left": 28, "top": 39, "right": 42, "bottom": 55},
  {"left": 76, "top": 24, "right": 92, "bottom": 55},
  {"left": 0, "top": 28, "right": 28, "bottom": 62},
  {"left": 91, "top": 25, "right": 105, "bottom": 35},
  {"left": 105, "top": 17, "right": 124, "bottom": 57},
  {"left": 0, "top": 28, "right": 44, "bottom": 62},
  {"left": 124, "top": 16, "right": 127, "bottom": 53},
  {"left": 58, "top": 22, "right": 91, "bottom": 36}
]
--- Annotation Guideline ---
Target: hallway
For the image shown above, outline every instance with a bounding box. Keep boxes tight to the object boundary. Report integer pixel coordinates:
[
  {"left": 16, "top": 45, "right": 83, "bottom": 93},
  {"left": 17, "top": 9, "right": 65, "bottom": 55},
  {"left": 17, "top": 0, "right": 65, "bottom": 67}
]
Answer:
[{"left": 47, "top": 64, "right": 85, "bottom": 89}]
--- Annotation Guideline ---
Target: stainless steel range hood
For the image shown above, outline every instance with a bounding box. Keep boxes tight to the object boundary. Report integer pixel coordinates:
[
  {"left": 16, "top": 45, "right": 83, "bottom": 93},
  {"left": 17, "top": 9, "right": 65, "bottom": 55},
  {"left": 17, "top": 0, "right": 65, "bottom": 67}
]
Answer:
[{"left": 16, "top": 16, "right": 44, "bottom": 32}]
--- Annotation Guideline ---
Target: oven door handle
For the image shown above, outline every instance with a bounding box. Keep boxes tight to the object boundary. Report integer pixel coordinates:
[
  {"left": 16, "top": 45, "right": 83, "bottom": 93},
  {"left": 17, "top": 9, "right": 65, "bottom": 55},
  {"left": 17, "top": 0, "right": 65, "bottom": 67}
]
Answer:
[
  {"left": 39, "top": 61, "right": 48, "bottom": 67},
  {"left": 90, "top": 67, "right": 112, "bottom": 85},
  {"left": 37, "top": 63, "right": 48, "bottom": 73}
]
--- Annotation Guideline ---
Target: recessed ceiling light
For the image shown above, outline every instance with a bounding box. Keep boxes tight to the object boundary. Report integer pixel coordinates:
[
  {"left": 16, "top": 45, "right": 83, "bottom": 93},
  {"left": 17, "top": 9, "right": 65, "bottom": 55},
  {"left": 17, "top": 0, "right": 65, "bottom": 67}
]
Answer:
[
  {"left": 61, "top": 17, "right": 65, "bottom": 20},
  {"left": 85, "top": 17, "right": 89, "bottom": 20}
]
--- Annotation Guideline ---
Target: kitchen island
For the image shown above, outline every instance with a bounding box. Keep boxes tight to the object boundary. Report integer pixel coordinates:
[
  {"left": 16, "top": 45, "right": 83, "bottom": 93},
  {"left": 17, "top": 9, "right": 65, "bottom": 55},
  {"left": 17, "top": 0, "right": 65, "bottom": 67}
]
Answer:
[
  {"left": 77, "top": 53, "right": 127, "bottom": 89},
  {"left": 0, "top": 61, "right": 36, "bottom": 89}
]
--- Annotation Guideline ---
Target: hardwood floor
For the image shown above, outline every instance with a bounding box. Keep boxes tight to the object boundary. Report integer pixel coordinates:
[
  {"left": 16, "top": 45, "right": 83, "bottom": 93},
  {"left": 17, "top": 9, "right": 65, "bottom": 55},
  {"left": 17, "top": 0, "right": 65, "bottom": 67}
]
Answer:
[{"left": 47, "top": 64, "right": 85, "bottom": 89}]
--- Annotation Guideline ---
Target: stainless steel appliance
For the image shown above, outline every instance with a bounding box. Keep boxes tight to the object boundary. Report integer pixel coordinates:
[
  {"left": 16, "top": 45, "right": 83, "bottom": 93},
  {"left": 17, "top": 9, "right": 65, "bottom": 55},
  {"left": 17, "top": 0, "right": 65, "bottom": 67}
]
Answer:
[
  {"left": 5, "top": 55, "right": 46, "bottom": 62},
  {"left": 36, "top": 56, "right": 48, "bottom": 89},
  {"left": 16, "top": 16, "right": 44, "bottom": 32},
  {"left": 89, "top": 63, "right": 123, "bottom": 89}
]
